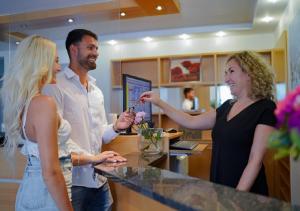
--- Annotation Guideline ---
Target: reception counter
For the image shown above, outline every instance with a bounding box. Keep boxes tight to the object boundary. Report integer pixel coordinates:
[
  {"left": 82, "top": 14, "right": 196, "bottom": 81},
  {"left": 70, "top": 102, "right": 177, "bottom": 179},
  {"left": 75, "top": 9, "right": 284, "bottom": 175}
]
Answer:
[
  {"left": 0, "top": 132, "right": 296, "bottom": 210},
  {"left": 94, "top": 152, "right": 295, "bottom": 211}
]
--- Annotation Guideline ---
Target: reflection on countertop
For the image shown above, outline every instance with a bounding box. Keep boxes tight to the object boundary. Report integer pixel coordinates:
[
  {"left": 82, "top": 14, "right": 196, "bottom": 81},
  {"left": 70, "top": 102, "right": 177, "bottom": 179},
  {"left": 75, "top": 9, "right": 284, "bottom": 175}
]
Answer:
[{"left": 94, "top": 152, "right": 296, "bottom": 211}]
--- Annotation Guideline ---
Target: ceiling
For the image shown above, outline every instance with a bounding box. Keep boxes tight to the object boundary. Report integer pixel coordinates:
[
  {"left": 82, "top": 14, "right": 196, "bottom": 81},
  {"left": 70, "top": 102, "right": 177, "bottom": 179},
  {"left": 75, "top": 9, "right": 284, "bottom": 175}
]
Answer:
[{"left": 0, "top": 0, "right": 289, "bottom": 46}]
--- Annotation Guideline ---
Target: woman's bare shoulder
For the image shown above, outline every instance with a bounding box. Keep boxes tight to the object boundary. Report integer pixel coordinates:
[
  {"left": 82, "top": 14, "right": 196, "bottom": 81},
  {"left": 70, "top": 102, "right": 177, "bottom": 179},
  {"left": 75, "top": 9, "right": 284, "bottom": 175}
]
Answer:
[{"left": 30, "top": 95, "right": 57, "bottom": 114}]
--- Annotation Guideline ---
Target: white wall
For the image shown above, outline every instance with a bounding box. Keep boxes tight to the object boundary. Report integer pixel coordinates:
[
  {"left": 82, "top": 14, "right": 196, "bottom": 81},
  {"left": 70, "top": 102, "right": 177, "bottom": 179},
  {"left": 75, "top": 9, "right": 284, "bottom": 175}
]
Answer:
[
  {"left": 274, "top": 0, "right": 300, "bottom": 44},
  {"left": 274, "top": 0, "right": 300, "bottom": 89}
]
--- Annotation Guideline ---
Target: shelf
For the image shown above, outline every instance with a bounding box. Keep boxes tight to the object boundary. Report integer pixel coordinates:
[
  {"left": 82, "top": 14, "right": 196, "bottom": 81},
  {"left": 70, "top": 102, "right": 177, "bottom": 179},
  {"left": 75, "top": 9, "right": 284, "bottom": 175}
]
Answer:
[
  {"left": 160, "top": 111, "right": 203, "bottom": 115},
  {"left": 160, "top": 81, "right": 215, "bottom": 87},
  {"left": 110, "top": 49, "right": 286, "bottom": 129},
  {"left": 152, "top": 112, "right": 160, "bottom": 115},
  {"left": 112, "top": 84, "right": 159, "bottom": 89}
]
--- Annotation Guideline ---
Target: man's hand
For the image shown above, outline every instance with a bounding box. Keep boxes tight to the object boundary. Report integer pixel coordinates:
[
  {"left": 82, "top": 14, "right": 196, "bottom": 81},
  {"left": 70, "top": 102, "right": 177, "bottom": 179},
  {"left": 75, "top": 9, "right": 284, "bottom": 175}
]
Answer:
[
  {"left": 114, "top": 111, "right": 135, "bottom": 131},
  {"left": 96, "top": 160, "right": 127, "bottom": 172}
]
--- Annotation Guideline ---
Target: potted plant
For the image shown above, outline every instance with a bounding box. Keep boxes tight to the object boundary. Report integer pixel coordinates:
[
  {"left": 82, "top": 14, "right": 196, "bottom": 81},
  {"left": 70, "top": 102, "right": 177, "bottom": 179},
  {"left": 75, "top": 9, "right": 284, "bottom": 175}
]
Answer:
[
  {"left": 133, "top": 112, "right": 163, "bottom": 156},
  {"left": 269, "top": 86, "right": 300, "bottom": 160}
]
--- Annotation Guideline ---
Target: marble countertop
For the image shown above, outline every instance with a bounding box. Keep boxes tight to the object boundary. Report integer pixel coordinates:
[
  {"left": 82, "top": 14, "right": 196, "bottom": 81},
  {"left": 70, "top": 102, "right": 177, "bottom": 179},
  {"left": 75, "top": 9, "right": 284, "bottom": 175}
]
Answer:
[{"left": 94, "top": 152, "right": 298, "bottom": 211}]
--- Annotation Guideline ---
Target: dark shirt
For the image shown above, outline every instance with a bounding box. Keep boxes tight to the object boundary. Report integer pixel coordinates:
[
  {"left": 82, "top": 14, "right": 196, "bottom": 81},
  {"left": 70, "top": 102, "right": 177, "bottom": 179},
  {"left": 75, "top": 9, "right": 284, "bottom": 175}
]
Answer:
[{"left": 211, "top": 99, "right": 276, "bottom": 195}]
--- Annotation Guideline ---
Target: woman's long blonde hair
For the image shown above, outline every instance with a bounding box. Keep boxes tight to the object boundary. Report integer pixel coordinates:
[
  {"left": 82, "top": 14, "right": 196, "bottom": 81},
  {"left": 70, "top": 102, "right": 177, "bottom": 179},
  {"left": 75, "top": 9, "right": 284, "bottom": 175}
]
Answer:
[
  {"left": 227, "top": 51, "right": 275, "bottom": 100},
  {"left": 1, "top": 35, "right": 56, "bottom": 155}
]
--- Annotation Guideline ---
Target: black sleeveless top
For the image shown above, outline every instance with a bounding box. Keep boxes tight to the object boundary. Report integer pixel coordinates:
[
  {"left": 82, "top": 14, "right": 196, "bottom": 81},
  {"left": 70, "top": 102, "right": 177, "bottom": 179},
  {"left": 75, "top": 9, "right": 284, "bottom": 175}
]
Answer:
[{"left": 211, "top": 99, "right": 276, "bottom": 195}]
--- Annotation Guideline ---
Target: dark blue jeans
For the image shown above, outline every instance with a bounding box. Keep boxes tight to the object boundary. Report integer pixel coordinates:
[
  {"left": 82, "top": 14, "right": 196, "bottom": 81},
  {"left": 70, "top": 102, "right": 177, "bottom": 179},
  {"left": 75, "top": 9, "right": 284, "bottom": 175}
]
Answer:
[{"left": 71, "top": 182, "right": 113, "bottom": 211}]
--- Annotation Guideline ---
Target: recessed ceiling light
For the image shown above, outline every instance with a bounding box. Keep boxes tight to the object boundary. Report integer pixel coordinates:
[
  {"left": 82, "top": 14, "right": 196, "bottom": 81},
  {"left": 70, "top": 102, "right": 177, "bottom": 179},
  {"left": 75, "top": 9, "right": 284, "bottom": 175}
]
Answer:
[
  {"left": 156, "top": 5, "right": 163, "bottom": 11},
  {"left": 107, "top": 40, "right": 117, "bottom": 45},
  {"left": 268, "top": 0, "right": 278, "bottom": 3},
  {"left": 143, "top": 37, "right": 153, "bottom": 42},
  {"left": 216, "top": 31, "right": 226, "bottom": 37},
  {"left": 179, "top": 34, "right": 191, "bottom": 40},
  {"left": 120, "top": 12, "right": 126, "bottom": 17},
  {"left": 261, "top": 16, "right": 274, "bottom": 23},
  {"left": 15, "top": 41, "right": 20, "bottom": 45},
  {"left": 68, "top": 18, "right": 74, "bottom": 23}
]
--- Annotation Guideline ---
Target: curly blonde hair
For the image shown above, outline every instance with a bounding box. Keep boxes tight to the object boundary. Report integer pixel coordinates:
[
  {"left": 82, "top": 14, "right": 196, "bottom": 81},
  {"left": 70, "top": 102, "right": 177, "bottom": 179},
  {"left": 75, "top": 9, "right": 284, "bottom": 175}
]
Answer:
[{"left": 227, "top": 51, "right": 275, "bottom": 100}]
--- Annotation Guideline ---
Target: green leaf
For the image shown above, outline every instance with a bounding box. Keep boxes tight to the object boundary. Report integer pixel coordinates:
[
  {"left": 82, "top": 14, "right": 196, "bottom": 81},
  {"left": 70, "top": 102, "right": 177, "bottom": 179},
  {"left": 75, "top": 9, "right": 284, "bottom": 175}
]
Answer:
[
  {"left": 155, "top": 131, "right": 162, "bottom": 141},
  {"left": 290, "top": 145, "right": 300, "bottom": 160},
  {"left": 274, "top": 148, "right": 290, "bottom": 160},
  {"left": 268, "top": 131, "right": 291, "bottom": 148},
  {"left": 290, "top": 129, "right": 300, "bottom": 149}
]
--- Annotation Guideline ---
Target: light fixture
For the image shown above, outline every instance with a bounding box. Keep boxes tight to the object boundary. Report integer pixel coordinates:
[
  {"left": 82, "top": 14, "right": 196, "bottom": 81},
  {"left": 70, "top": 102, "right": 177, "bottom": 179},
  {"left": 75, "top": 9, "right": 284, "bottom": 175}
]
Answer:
[
  {"left": 156, "top": 5, "right": 163, "bottom": 11},
  {"left": 120, "top": 12, "right": 126, "bottom": 17},
  {"left": 15, "top": 41, "right": 20, "bottom": 45},
  {"left": 68, "top": 18, "right": 74, "bottom": 23},
  {"left": 143, "top": 37, "right": 153, "bottom": 42},
  {"left": 179, "top": 34, "right": 191, "bottom": 40},
  {"left": 261, "top": 16, "right": 274, "bottom": 23},
  {"left": 107, "top": 40, "right": 117, "bottom": 45},
  {"left": 268, "top": 0, "right": 278, "bottom": 3},
  {"left": 216, "top": 31, "right": 226, "bottom": 37}
]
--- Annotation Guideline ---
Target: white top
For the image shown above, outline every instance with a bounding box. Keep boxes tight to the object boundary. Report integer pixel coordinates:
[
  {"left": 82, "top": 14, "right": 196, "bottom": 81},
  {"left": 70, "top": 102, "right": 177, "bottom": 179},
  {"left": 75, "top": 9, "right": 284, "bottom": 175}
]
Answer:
[
  {"left": 182, "top": 99, "right": 193, "bottom": 110},
  {"left": 43, "top": 67, "right": 118, "bottom": 188},
  {"left": 20, "top": 97, "right": 81, "bottom": 159}
]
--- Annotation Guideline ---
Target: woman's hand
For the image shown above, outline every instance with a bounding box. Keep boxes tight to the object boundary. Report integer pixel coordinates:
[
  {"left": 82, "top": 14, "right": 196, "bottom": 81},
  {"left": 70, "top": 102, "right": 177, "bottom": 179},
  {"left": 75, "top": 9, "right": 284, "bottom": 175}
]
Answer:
[
  {"left": 106, "top": 155, "right": 127, "bottom": 163},
  {"left": 140, "top": 91, "right": 161, "bottom": 106},
  {"left": 92, "top": 151, "right": 120, "bottom": 164}
]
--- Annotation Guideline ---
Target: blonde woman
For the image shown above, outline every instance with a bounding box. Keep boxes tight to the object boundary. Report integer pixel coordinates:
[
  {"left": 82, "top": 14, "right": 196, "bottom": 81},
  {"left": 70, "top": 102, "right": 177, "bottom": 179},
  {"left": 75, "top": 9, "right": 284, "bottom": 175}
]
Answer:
[
  {"left": 1, "top": 35, "right": 73, "bottom": 210},
  {"left": 140, "top": 51, "right": 276, "bottom": 195}
]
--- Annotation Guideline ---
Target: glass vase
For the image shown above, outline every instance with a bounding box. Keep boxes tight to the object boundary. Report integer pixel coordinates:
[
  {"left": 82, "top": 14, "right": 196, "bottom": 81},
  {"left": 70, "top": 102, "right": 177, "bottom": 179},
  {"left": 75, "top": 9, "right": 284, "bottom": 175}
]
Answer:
[{"left": 138, "top": 128, "right": 163, "bottom": 156}]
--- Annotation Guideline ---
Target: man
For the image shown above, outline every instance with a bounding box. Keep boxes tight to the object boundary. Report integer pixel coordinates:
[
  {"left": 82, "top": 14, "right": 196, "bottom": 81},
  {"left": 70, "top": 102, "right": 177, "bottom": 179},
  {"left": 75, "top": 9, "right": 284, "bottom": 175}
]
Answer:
[
  {"left": 182, "top": 87, "right": 199, "bottom": 111},
  {"left": 45, "top": 29, "right": 134, "bottom": 211}
]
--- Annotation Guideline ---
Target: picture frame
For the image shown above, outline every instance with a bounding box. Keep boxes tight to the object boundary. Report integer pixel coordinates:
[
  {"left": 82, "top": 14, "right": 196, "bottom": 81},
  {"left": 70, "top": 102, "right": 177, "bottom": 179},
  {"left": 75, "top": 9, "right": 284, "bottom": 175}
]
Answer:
[{"left": 170, "top": 57, "right": 201, "bottom": 82}]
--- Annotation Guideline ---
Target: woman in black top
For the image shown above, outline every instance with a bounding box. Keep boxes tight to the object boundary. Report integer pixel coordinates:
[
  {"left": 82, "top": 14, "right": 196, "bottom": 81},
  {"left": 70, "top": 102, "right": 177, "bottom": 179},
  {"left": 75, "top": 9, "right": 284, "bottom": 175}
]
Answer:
[{"left": 140, "top": 51, "right": 276, "bottom": 196}]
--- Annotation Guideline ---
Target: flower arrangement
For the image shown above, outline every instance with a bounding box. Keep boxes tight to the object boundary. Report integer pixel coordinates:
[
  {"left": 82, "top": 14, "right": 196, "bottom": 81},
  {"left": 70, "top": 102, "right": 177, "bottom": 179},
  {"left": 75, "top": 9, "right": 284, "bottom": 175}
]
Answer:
[
  {"left": 133, "top": 112, "right": 163, "bottom": 155},
  {"left": 269, "top": 86, "right": 300, "bottom": 160}
]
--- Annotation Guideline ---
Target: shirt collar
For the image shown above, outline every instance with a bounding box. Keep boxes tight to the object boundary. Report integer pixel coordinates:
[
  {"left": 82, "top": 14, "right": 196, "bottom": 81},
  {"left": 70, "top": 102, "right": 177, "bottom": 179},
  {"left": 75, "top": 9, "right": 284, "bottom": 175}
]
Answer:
[{"left": 64, "top": 66, "right": 96, "bottom": 85}]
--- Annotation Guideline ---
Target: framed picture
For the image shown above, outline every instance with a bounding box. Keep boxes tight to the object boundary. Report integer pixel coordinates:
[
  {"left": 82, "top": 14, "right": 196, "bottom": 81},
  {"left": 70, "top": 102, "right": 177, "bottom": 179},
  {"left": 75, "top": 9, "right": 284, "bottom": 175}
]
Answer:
[{"left": 170, "top": 57, "right": 201, "bottom": 82}]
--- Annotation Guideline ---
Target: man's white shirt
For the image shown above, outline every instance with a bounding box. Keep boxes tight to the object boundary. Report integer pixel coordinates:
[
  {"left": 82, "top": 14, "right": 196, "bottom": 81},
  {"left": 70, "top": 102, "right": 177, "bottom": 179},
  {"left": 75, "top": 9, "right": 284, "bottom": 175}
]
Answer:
[
  {"left": 43, "top": 67, "right": 118, "bottom": 188},
  {"left": 182, "top": 98, "right": 193, "bottom": 110}
]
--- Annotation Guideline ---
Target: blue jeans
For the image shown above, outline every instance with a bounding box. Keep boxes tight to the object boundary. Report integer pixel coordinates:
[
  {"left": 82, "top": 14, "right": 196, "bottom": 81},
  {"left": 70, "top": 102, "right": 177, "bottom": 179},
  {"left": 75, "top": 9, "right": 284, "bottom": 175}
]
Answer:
[{"left": 71, "top": 182, "right": 113, "bottom": 211}]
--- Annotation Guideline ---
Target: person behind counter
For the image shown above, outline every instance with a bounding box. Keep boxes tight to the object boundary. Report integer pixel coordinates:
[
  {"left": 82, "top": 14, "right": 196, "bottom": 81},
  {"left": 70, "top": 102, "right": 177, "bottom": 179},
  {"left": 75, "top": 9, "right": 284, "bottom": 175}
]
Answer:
[
  {"left": 1, "top": 35, "right": 73, "bottom": 210},
  {"left": 140, "top": 51, "right": 276, "bottom": 196},
  {"left": 182, "top": 87, "right": 199, "bottom": 111}
]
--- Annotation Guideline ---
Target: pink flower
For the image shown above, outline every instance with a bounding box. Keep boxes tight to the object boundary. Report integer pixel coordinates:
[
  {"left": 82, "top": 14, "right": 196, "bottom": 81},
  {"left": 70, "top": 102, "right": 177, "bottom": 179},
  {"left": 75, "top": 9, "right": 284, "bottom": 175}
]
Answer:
[
  {"left": 275, "top": 86, "right": 300, "bottom": 130},
  {"left": 293, "top": 95, "right": 300, "bottom": 110},
  {"left": 134, "top": 112, "right": 146, "bottom": 124},
  {"left": 270, "top": 86, "right": 300, "bottom": 160}
]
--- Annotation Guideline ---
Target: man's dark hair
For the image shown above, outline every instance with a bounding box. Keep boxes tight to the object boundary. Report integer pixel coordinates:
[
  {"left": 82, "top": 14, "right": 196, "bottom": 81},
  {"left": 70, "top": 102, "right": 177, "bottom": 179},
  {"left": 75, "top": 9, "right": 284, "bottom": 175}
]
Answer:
[
  {"left": 65, "top": 29, "right": 98, "bottom": 59},
  {"left": 183, "top": 88, "right": 194, "bottom": 97}
]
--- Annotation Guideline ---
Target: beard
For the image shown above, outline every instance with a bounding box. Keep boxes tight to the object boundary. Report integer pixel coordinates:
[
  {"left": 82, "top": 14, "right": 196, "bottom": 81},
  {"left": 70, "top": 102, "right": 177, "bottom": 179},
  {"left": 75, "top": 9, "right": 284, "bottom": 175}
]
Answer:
[{"left": 78, "top": 54, "right": 97, "bottom": 70}]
